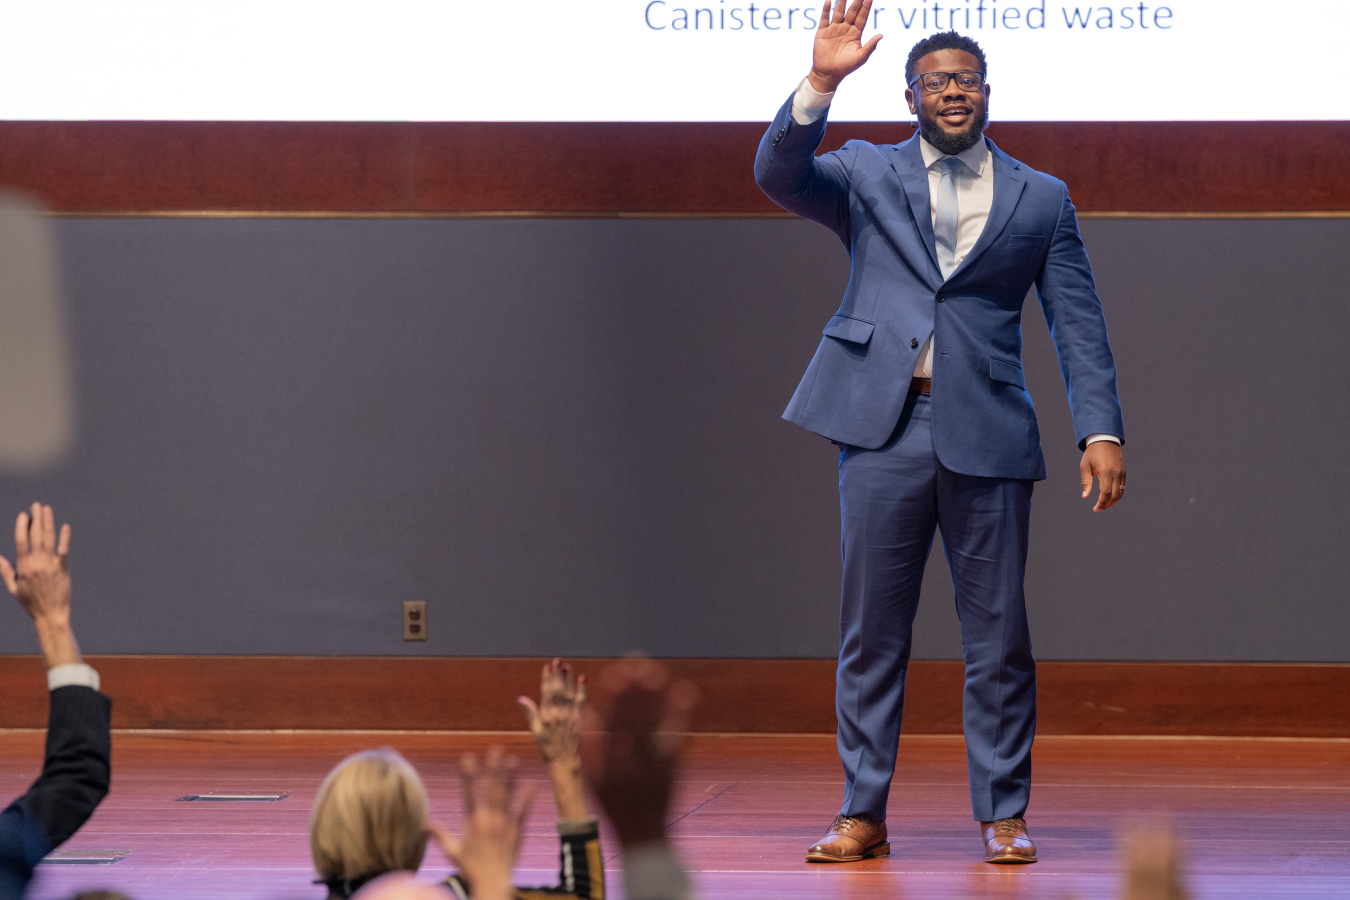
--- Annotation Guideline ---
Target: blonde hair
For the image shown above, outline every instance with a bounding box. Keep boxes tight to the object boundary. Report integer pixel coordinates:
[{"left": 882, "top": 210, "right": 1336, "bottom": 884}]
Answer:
[{"left": 310, "top": 748, "right": 430, "bottom": 882}]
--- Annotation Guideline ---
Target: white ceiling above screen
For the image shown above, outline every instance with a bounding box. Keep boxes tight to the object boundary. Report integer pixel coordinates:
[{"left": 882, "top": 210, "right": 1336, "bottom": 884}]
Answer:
[{"left": 0, "top": 0, "right": 1342, "bottom": 122}]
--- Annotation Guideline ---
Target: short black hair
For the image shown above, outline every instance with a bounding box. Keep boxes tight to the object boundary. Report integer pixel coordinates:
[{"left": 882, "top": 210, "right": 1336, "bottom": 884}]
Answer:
[{"left": 905, "top": 31, "right": 988, "bottom": 83}]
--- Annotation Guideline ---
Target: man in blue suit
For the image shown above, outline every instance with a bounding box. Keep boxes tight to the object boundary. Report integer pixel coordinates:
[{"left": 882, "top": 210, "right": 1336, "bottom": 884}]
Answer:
[{"left": 755, "top": 4, "right": 1127, "bottom": 865}]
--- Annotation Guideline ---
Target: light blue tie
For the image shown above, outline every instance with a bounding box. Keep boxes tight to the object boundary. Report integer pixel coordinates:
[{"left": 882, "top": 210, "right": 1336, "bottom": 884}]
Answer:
[{"left": 934, "top": 156, "right": 963, "bottom": 280}]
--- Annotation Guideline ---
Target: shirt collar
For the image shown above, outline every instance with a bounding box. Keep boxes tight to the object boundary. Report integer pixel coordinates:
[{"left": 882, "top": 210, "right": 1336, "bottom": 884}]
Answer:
[{"left": 919, "top": 134, "right": 989, "bottom": 177}]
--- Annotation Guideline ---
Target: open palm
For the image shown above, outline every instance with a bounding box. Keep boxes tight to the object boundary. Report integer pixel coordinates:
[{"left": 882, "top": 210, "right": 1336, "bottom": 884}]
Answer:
[{"left": 811, "top": 0, "right": 881, "bottom": 89}]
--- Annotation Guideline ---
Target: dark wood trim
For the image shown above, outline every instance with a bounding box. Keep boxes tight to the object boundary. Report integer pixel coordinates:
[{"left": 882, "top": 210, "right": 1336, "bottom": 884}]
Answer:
[
  {"left": 1, "top": 121, "right": 1346, "bottom": 214},
  {"left": 1, "top": 656, "right": 1347, "bottom": 736}
]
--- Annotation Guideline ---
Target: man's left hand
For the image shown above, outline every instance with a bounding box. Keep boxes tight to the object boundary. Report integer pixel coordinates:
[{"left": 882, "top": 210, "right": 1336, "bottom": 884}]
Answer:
[{"left": 1080, "top": 442, "right": 1126, "bottom": 512}]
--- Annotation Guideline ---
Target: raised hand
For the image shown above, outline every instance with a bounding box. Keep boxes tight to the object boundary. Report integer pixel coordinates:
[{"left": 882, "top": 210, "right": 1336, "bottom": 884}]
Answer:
[
  {"left": 517, "top": 658, "right": 586, "bottom": 765},
  {"left": 0, "top": 503, "right": 72, "bottom": 623},
  {"left": 809, "top": 0, "right": 882, "bottom": 94},
  {"left": 430, "top": 746, "right": 537, "bottom": 900},
  {"left": 518, "top": 658, "right": 590, "bottom": 821},
  {"left": 0, "top": 503, "right": 80, "bottom": 669},
  {"left": 580, "top": 657, "right": 698, "bottom": 847}
]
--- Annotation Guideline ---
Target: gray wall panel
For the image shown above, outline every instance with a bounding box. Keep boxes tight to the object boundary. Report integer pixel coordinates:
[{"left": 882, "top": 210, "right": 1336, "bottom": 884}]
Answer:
[{"left": 0, "top": 217, "right": 1344, "bottom": 660}]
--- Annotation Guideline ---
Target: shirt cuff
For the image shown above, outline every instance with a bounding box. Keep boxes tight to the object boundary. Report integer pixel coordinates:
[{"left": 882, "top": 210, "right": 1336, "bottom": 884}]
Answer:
[
  {"left": 557, "top": 816, "right": 599, "bottom": 836},
  {"left": 1085, "top": 434, "right": 1121, "bottom": 446},
  {"left": 48, "top": 663, "right": 100, "bottom": 692},
  {"left": 790, "top": 77, "right": 834, "bottom": 125},
  {"left": 623, "top": 841, "right": 694, "bottom": 900}
]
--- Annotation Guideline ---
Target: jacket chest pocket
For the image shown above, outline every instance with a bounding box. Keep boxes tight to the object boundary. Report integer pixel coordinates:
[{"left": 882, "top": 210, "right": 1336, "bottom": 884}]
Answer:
[
  {"left": 822, "top": 314, "right": 876, "bottom": 345},
  {"left": 989, "top": 356, "right": 1025, "bottom": 388}
]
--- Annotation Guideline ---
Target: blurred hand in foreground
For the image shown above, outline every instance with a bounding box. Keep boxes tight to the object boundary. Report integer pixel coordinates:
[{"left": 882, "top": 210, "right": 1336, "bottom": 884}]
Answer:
[
  {"left": 1120, "top": 822, "right": 1188, "bottom": 900},
  {"left": 581, "top": 657, "right": 698, "bottom": 847},
  {"left": 429, "top": 746, "right": 536, "bottom": 900}
]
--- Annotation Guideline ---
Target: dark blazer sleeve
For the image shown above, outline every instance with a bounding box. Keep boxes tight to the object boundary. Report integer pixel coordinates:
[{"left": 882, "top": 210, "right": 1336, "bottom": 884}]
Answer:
[
  {"left": 0, "top": 685, "right": 112, "bottom": 896},
  {"left": 753, "top": 93, "right": 853, "bottom": 242},
  {"left": 1034, "top": 183, "right": 1126, "bottom": 447}
]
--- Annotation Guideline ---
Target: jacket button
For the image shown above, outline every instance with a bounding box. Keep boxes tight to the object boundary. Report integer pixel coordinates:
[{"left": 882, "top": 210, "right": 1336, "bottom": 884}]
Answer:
[
  {"left": 936, "top": 293, "right": 946, "bottom": 303},
  {"left": 911, "top": 338, "right": 919, "bottom": 348}
]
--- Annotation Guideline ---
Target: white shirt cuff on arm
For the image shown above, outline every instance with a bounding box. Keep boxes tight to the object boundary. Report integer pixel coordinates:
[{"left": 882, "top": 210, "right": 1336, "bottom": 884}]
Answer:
[
  {"left": 1085, "top": 434, "right": 1121, "bottom": 446},
  {"left": 48, "top": 663, "right": 100, "bottom": 692},
  {"left": 623, "top": 842, "right": 694, "bottom": 900},
  {"left": 790, "top": 77, "right": 834, "bottom": 125}
]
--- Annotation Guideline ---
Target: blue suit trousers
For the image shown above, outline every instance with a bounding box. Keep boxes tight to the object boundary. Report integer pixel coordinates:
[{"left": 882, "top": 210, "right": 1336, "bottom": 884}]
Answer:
[{"left": 837, "top": 391, "right": 1036, "bottom": 823}]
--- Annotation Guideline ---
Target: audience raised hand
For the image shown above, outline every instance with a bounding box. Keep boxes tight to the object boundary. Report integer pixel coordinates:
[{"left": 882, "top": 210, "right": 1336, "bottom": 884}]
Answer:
[
  {"left": 429, "top": 747, "right": 535, "bottom": 900},
  {"left": 0, "top": 504, "right": 111, "bottom": 900},
  {"left": 582, "top": 657, "right": 698, "bottom": 900},
  {"left": 517, "top": 659, "right": 588, "bottom": 821},
  {"left": 0, "top": 502, "right": 79, "bottom": 669}
]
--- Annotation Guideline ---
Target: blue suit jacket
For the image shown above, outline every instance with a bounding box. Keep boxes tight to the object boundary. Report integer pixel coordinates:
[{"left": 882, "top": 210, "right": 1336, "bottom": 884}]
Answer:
[{"left": 755, "top": 96, "right": 1124, "bottom": 481}]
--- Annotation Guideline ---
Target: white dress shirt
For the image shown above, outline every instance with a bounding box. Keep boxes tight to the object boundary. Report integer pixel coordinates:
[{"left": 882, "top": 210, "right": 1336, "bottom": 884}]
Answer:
[
  {"left": 48, "top": 662, "right": 100, "bottom": 691},
  {"left": 788, "top": 79, "right": 1120, "bottom": 447},
  {"left": 914, "top": 135, "right": 993, "bottom": 378}
]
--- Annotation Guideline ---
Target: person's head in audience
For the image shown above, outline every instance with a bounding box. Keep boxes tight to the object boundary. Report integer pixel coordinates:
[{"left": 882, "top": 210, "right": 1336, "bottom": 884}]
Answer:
[
  {"left": 310, "top": 748, "right": 430, "bottom": 898},
  {"left": 309, "top": 659, "right": 598, "bottom": 900},
  {"left": 350, "top": 873, "right": 453, "bottom": 900},
  {"left": 69, "top": 893, "right": 135, "bottom": 900}
]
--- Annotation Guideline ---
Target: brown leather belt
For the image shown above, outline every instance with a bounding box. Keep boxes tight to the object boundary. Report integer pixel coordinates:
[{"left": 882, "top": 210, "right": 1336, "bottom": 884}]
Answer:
[{"left": 911, "top": 377, "right": 932, "bottom": 394}]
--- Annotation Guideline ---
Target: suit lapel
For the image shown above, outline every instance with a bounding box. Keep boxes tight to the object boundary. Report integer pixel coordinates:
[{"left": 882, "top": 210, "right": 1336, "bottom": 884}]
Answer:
[
  {"left": 888, "top": 136, "right": 941, "bottom": 278},
  {"left": 950, "top": 138, "right": 1027, "bottom": 279}
]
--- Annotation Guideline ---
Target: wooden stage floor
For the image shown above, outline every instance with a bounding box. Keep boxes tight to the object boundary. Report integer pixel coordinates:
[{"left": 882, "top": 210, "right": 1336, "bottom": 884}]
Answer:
[{"left": 2, "top": 731, "right": 1347, "bottom": 899}]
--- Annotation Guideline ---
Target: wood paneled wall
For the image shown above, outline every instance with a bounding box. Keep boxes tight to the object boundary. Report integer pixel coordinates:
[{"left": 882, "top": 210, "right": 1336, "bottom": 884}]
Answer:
[
  {"left": 0, "top": 122, "right": 1346, "bottom": 214},
  {"left": 1, "top": 657, "right": 1346, "bottom": 736}
]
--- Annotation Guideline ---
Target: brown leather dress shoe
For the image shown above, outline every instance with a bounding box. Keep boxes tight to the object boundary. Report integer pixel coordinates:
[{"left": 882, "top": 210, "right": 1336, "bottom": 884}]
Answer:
[
  {"left": 980, "top": 817, "right": 1038, "bottom": 863},
  {"left": 805, "top": 814, "right": 890, "bottom": 863}
]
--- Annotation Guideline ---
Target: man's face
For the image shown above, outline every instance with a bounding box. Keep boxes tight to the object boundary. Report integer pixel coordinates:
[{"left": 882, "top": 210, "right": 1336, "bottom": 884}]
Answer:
[{"left": 905, "top": 49, "right": 990, "bottom": 156}]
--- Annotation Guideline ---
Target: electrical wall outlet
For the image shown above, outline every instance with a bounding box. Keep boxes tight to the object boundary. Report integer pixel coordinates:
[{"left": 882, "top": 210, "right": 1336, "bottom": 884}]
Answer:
[{"left": 403, "top": 601, "right": 427, "bottom": 641}]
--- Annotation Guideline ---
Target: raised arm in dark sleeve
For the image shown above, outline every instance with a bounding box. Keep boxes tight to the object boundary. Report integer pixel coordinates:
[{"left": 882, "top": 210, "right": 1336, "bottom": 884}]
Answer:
[
  {"left": 0, "top": 504, "right": 112, "bottom": 898},
  {"left": 754, "top": 93, "right": 854, "bottom": 242},
  {"left": 0, "top": 684, "right": 112, "bottom": 896}
]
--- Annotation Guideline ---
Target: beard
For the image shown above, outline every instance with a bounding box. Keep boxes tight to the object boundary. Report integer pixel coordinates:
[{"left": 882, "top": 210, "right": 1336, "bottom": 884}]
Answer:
[{"left": 918, "top": 105, "right": 989, "bottom": 156}]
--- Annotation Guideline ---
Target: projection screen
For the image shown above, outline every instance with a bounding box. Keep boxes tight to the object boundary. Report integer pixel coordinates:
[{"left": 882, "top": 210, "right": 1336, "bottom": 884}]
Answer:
[{"left": 0, "top": 1, "right": 1343, "bottom": 122}]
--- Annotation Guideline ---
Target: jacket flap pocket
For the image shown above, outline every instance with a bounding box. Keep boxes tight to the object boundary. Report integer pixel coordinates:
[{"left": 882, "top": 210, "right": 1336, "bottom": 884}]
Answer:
[
  {"left": 1007, "top": 234, "right": 1045, "bottom": 247},
  {"left": 822, "top": 315, "right": 875, "bottom": 345},
  {"left": 989, "top": 356, "right": 1026, "bottom": 388}
]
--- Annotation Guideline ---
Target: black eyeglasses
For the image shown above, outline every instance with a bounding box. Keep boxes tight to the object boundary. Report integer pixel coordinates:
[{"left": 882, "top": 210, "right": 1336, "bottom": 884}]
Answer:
[{"left": 909, "top": 71, "right": 985, "bottom": 93}]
